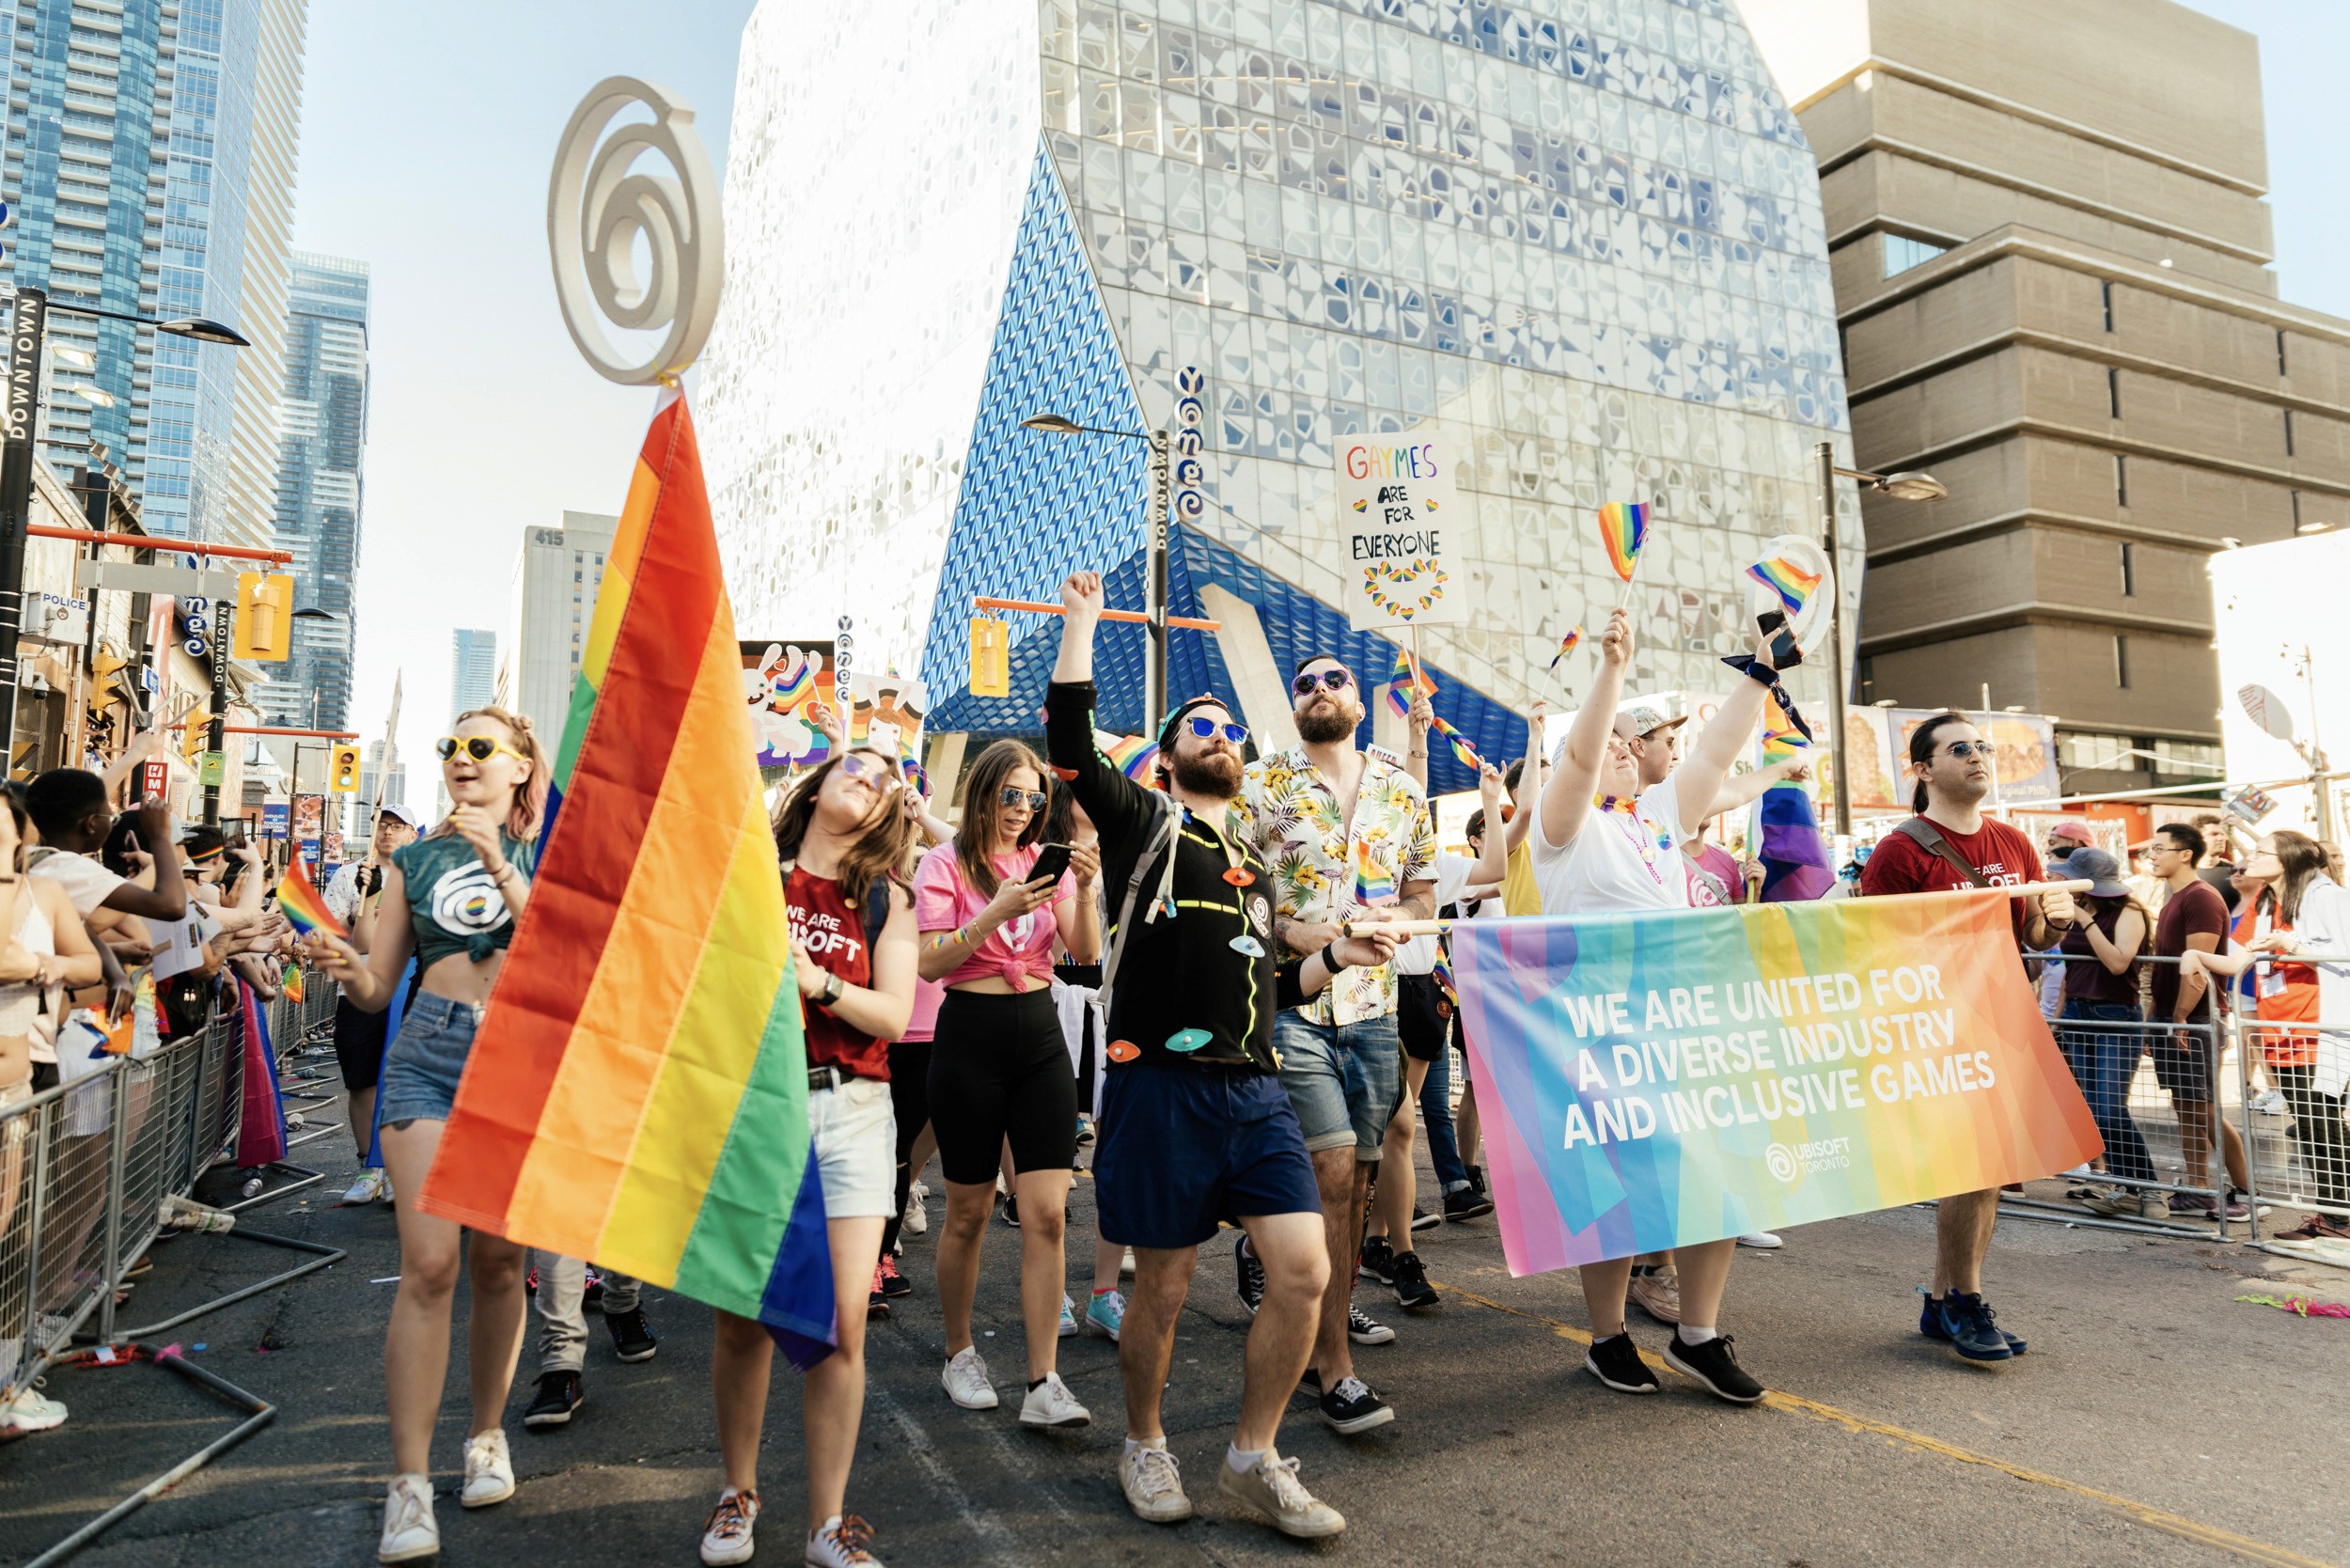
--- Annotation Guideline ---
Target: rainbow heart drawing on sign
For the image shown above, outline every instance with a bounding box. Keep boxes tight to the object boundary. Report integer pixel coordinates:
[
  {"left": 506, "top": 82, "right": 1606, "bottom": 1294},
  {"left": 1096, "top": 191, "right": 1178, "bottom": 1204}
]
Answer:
[{"left": 1362, "top": 557, "right": 1449, "bottom": 620}]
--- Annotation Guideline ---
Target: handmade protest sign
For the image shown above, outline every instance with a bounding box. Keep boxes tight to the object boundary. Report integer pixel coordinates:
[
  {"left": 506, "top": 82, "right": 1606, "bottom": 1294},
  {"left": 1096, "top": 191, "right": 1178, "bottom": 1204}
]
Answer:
[
  {"left": 1337, "top": 433, "right": 1465, "bottom": 630},
  {"left": 1449, "top": 889, "right": 2100, "bottom": 1277}
]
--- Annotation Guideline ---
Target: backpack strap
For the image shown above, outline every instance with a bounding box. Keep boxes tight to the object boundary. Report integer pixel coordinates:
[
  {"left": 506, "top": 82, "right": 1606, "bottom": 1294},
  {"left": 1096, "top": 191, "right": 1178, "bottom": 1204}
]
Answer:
[
  {"left": 1098, "top": 792, "right": 1183, "bottom": 1016},
  {"left": 1893, "top": 817, "right": 1991, "bottom": 889},
  {"left": 863, "top": 879, "right": 893, "bottom": 951}
]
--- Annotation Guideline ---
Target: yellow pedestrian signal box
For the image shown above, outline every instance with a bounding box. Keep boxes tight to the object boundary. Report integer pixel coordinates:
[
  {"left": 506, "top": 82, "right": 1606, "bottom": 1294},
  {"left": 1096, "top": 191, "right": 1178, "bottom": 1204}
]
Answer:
[
  {"left": 329, "top": 743, "right": 363, "bottom": 794},
  {"left": 232, "top": 573, "right": 294, "bottom": 661},
  {"left": 969, "top": 618, "right": 1010, "bottom": 698}
]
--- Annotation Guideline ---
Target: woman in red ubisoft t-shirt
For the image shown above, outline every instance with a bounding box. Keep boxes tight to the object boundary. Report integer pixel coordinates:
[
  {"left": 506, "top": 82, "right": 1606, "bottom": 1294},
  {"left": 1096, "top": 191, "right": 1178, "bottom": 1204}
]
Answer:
[{"left": 700, "top": 743, "right": 917, "bottom": 1568}]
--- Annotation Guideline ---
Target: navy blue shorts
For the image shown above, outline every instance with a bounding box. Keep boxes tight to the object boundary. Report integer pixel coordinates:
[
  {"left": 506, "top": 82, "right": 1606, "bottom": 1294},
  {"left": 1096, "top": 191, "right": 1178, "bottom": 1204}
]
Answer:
[{"left": 1095, "top": 1063, "right": 1321, "bottom": 1251}]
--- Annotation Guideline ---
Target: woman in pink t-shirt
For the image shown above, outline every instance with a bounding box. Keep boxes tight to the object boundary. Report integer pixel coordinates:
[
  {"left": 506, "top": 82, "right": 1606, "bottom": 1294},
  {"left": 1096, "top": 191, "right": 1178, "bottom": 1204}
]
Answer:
[{"left": 914, "top": 741, "right": 1100, "bottom": 1424}]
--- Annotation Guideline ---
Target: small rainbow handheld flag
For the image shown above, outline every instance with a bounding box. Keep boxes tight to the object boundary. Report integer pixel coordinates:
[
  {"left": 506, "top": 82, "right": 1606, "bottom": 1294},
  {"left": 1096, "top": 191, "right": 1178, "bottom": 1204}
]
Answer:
[
  {"left": 1548, "top": 626, "right": 1583, "bottom": 672},
  {"left": 1597, "top": 502, "right": 1650, "bottom": 582},
  {"left": 1431, "top": 713, "right": 1483, "bottom": 771},
  {"left": 1353, "top": 838, "right": 1397, "bottom": 904},
  {"left": 275, "top": 853, "right": 344, "bottom": 939},
  {"left": 419, "top": 394, "right": 836, "bottom": 1369},
  {"left": 1383, "top": 647, "right": 1437, "bottom": 718},
  {"left": 1746, "top": 554, "right": 1823, "bottom": 616}
]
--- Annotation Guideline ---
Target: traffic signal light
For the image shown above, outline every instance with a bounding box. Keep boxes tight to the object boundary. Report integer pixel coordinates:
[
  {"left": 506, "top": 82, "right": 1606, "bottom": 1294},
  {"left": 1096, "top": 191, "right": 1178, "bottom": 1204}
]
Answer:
[
  {"left": 969, "top": 618, "right": 1010, "bottom": 698},
  {"left": 232, "top": 572, "right": 294, "bottom": 661},
  {"left": 180, "top": 713, "right": 211, "bottom": 761},
  {"left": 329, "top": 743, "right": 362, "bottom": 794}
]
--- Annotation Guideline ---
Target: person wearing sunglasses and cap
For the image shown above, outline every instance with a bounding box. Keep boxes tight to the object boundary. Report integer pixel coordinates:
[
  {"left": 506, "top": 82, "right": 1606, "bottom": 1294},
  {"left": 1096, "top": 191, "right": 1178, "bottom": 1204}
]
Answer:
[
  {"left": 1044, "top": 570, "right": 1397, "bottom": 1538},
  {"left": 305, "top": 706, "right": 549, "bottom": 1564},
  {"left": 1236, "top": 648, "right": 1435, "bottom": 1437},
  {"left": 914, "top": 740, "right": 1101, "bottom": 1430}
]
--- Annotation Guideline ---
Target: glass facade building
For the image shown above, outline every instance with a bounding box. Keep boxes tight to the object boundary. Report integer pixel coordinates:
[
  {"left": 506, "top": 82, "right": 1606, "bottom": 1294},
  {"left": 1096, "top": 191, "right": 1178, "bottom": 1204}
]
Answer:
[
  {"left": 259, "top": 250, "right": 367, "bottom": 729},
  {"left": 3, "top": 0, "right": 305, "bottom": 548},
  {"left": 704, "top": 0, "right": 1856, "bottom": 776}
]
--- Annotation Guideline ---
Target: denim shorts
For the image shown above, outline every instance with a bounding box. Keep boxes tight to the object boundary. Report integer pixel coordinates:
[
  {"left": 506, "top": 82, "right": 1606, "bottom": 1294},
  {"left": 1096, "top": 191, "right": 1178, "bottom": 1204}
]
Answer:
[
  {"left": 1274, "top": 1010, "right": 1402, "bottom": 1160},
  {"left": 1097, "top": 1063, "right": 1320, "bottom": 1249},
  {"left": 377, "top": 992, "right": 481, "bottom": 1125},
  {"left": 810, "top": 1076, "right": 898, "bottom": 1218}
]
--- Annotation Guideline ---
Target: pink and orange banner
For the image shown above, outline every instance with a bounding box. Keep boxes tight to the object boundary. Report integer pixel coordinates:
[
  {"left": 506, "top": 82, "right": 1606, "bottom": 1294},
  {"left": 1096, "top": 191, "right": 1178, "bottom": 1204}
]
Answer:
[{"left": 1449, "top": 888, "right": 2101, "bottom": 1276}]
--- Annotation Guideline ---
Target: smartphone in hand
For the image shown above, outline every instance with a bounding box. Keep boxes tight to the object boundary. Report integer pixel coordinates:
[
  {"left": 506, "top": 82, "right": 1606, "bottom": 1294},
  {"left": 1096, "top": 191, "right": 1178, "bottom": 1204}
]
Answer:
[{"left": 1027, "top": 841, "right": 1075, "bottom": 886}]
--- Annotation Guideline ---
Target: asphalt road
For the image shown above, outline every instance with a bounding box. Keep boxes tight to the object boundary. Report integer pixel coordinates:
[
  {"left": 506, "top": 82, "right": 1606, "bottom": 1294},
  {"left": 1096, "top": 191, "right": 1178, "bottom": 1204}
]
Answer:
[{"left": 3, "top": 1063, "right": 2343, "bottom": 1568}]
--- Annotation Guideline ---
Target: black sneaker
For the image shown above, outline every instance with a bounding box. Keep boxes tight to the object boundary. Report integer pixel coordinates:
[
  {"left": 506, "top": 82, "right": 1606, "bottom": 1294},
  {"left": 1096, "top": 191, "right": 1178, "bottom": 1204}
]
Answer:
[
  {"left": 581, "top": 1266, "right": 605, "bottom": 1312},
  {"left": 1408, "top": 1204, "right": 1441, "bottom": 1232},
  {"left": 1663, "top": 1334, "right": 1765, "bottom": 1404},
  {"left": 523, "top": 1369, "right": 584, "bottom": 1429},
  {"left": 1466, "top": 1163, "right": 1489, "bottom": 1200},
  {"left": 1298, "top": 1366, "right": 1322, "bottom": 1394},
  {"left": 876, "top": 1252, "right": 913, "bottom": 1299},
  {"left": 604, "top": 1305, "right": 658, "bottom": 1364},
  {"left": 1347, "top": 1305, "right": 1395, "bottom": 1345},
  {"left": 1235, "top": 1232, "right": 1265, "bottom": 1315},
  {"left": 1583, "top": 1332, "right": 1660, "bottom": 1394},
  {"left": 1389, "top": 1250, "right": 1439, "bottom": 1310},
  {"left": 1002, "top": 1194, "right": 1021, "bottom": 1229},
  {"left": 1443, "top": 1184, "right": 1496, "bottom": 1221},
  {"left": 1318, "top": 1374, "right": 1395, "bottom": 1435},
  {"left": 1358, "top": 1233, "right": 1398, "bottom": 1286}
]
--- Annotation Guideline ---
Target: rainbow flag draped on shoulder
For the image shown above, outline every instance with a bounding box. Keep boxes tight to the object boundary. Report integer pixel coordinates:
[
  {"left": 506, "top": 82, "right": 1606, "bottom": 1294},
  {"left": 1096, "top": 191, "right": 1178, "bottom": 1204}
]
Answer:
[{"left": 418, "top": 394, "right": 835, "bottom": 1367}]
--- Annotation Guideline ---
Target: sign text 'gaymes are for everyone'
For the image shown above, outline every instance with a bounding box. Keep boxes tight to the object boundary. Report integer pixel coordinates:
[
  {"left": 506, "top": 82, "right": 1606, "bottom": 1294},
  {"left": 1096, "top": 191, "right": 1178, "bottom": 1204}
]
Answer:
[
  {"left": 1449, "top": 888, "right": 2101, "bottom": 1277},
  {"left": 1336, "top": 432, "right": 1464, "bottom": 630}
]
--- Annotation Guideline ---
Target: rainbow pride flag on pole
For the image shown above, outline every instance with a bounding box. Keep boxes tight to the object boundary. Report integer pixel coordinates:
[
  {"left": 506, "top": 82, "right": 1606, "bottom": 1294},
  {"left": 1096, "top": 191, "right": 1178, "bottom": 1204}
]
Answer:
[
  {"left": 1597, "top": 502, "right": 1650, "bottom": 582},
  {"left": 418, "top": 394, "right": 835, "bottom": 1367},
  {"left": 1746, "top": 554, "right": 1823, "bottom": 616},
  {"left": 1383, "top": 646, "right": 1437, "bottom": 718}
]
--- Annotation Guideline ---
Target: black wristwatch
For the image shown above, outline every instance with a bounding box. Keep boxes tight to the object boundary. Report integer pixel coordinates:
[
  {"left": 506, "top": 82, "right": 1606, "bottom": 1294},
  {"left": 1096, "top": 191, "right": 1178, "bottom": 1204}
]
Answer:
[{"left": 821, "top": 971, "right": 845, "bottom": 1006}]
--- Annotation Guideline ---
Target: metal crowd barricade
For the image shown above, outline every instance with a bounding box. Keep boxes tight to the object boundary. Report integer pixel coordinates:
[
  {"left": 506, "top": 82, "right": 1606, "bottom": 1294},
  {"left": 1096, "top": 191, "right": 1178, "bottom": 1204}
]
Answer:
[
  {"left": 2231, "top": 1001, "right": 2350, "bottom": 1262},
  {"left": 1999, "top": 952, "right": 2236, "bottom": 1238}
]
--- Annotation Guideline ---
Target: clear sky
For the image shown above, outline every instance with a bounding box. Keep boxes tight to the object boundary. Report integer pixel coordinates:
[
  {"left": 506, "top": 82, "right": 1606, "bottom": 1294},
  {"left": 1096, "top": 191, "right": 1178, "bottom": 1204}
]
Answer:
[
  {"left": 292, "top": 1, "right": 2344, "bottom": 821},
  {"left": 292, "top": 0, "right": 754, "bottom": 817}
]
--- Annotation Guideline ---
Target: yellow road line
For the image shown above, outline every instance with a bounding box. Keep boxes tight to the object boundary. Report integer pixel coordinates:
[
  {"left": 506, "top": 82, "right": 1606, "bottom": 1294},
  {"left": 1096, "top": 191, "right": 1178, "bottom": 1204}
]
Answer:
[{"left": 1434, "top": 1281, "right": 2333, "bottom": 1568}]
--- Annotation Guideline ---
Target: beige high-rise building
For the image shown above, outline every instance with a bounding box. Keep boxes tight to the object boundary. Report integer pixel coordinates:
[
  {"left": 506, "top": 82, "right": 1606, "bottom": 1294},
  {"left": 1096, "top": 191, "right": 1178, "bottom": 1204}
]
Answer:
[
  {"left": 1744, "top": 0, "right": 2350, "bottom": 796},
  {"left": 500, "top": 512, "right": 617, "bottom": 746}
]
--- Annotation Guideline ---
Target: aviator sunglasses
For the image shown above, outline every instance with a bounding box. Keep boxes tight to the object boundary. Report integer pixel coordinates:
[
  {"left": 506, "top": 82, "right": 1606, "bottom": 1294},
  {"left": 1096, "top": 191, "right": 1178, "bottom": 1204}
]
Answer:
[
  {"left": 1291, "top": 667, "right": 1354, "bottom": 698},
  {"left": 436, "top": 734, "right": 528, "bottom": 765},
  {"left": 998, "top": 786, "right": 1049, "bottom": 811}
]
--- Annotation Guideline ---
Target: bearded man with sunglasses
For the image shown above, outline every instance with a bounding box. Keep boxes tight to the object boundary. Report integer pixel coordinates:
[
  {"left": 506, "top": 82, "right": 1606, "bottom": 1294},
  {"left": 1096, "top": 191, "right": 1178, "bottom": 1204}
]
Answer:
[
  {"left": 1237, "top": 652, "right": 1435, "bottom": 1435},
  {"left": 1044, "top": 571, "right": 1403, "bottom": 1538},
  {"left": 1861, "top": 711, "right": 2076, "bottom": 1365}
]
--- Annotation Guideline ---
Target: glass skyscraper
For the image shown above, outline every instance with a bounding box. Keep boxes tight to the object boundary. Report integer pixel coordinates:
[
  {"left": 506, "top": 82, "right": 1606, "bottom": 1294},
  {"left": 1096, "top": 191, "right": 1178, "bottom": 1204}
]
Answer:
[
  {"left": 703, "top": 0, "right": 1855, "bottom": 775},
  {"left": 3, "top": 0, "right": 306, "bottom": 548},
  {"left": 260, "top": 250, "right": 367, "bottom": 730}
]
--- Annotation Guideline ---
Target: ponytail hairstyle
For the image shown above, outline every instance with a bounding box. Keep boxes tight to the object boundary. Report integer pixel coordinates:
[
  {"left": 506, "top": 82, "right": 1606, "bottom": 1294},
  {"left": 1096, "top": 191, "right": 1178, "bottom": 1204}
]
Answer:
[
  {"left": 434, "top": 706, "right": 550, "bottom": 843},
  {"left": 954, "top": 739, "right": 1049, "bottom": 900},
  {"left": 1906, "top": 712, "right": 1972, "bottom": 815},
  {"left": 773, "top": 746, "right": 916, "bottom": 905},
  {"left": 2273, "top": 830, "right": 2327, "bottom": 926}
]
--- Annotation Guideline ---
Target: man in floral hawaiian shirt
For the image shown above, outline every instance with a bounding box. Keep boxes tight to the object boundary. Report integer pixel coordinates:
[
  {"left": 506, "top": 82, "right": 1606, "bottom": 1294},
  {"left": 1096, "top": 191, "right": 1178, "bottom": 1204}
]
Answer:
[{"left": 1236, "top": 653, "right": 1434, "bottom": 1436}]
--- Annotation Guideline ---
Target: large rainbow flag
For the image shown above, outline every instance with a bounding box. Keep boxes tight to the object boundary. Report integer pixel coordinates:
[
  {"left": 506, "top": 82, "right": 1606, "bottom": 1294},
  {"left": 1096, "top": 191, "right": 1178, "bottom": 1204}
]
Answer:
[
  {"left": 1449, "top": 891, "right": 2100, "bottom": 1276},
  {"left": 418, "top": 394, "right": 835, "bottom": 1366}
]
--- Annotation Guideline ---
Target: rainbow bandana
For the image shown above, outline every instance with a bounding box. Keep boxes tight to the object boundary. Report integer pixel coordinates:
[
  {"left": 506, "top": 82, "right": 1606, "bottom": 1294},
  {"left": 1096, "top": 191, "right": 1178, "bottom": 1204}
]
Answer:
[
  {"left": 417, "top": 394, "right": 836, "bottom": 1368},
  {"left": 1597, "top": 502, "right": 1650, "bottom": 582}
]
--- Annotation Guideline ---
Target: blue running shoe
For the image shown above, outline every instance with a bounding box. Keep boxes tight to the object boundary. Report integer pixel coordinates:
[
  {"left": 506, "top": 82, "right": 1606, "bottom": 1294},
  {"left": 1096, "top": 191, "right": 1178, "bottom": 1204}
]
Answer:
[{"left": 1920, "top": 1288, "right": 2019, "bottom": 1360}]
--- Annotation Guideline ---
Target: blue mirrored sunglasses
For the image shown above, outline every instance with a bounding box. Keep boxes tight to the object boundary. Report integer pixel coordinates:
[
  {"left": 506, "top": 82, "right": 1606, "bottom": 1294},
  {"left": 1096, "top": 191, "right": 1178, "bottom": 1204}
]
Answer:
[{"left": 1183, "top": 716, "right": 1247, "bottom": 745}]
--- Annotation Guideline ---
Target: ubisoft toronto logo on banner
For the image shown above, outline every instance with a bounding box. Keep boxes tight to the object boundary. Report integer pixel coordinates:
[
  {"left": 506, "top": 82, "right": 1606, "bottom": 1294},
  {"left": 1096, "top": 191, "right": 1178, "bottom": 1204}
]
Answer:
[{"left": 546, "top": 75, "right": 725, "bottom": 385}]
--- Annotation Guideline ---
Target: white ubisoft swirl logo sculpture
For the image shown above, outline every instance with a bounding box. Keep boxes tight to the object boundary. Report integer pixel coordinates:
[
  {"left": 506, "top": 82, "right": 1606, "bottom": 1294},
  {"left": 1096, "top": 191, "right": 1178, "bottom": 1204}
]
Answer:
[{"left": 546, "top": 76, "right": 725, "bottom": 385}]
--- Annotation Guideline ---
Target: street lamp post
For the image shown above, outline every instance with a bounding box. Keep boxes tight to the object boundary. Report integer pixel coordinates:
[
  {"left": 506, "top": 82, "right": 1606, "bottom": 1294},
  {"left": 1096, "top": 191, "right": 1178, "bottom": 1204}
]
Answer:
[
  {"left": 0, "top": 286, "right": 250, "bottom": 780},
  {"left": 1020, "top": 414, "right": 1175, "bottom": 726},
  {"left": 1814, "top": 440, "right": 1949, "bottom": 838}
]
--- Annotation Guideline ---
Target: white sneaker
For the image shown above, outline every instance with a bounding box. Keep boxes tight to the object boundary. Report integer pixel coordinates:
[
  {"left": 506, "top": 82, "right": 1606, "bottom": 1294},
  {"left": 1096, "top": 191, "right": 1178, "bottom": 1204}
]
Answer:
[
  {"left": 698, "top": 1487, "right": 759, "bottom": 1566},
  {"left": 942, "top": 1345, "right": 998, "bottom": 1409},
  {"left": 340, "top": 1168, "right": 388, "bottom": 1205},
  {"left": 1216, "top": 1449, "right": 1346, "bottom": 1538},
  {"left": 1, "top": 1380, "right": 67, "bottom": 1435},
  {"left": 1119, "top": 1440, "right": 1194, "bottom": 1522},
  {"left": 804, "top": 1512, "right": 879, "bottom": 1567},
  {"left": 1736, "top": 1231, "right": 1784, "bottom": 1249},
  {"left": 378, "top": 1473, "right": 439, "bottom": 1563},
  {"left": 902, "top": 1185, "right": 928, "bottom": 1235},
  {"left": 1120, "top": 1247, "right": 1136, "bottom": 1277},
  {"left": 460, "top": 1427, "right": 514, "bottom": 1508},
  {"left": 2252, "top": 1090, "right": 2289, "bottom": 1115},
  {"left": 1058, "top": 1293, "right": 1078, "bottom": 1338},
  {"left": 1019, "top": 1370, "right": 1091, "bottom": 1429}
]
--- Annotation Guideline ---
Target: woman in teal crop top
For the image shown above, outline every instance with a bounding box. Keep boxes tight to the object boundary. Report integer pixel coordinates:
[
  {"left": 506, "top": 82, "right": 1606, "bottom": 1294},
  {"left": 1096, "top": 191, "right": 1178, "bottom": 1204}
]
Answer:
[{"left": 306, "top": 705, "right": 547, "bottom": 1549}]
